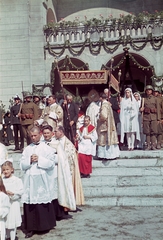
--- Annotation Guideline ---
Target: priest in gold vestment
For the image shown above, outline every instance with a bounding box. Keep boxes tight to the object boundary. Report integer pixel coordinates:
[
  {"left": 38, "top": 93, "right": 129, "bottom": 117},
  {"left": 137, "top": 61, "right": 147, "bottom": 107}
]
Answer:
[{"left": 97, "top": 94, "right": 120, "bottom": 160}]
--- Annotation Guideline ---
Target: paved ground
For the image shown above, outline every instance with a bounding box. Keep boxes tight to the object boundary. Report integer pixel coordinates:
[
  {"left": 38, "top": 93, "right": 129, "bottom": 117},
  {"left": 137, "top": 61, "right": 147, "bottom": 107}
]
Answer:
[{"left": 16, "top": 206, "right": 163, "bottom": 240}]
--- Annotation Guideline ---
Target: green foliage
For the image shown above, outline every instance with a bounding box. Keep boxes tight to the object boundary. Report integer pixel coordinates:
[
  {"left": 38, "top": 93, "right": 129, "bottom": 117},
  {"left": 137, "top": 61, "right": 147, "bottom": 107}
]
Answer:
[{"left": 43, "top": 11, "right": 163, "bottom": 33}]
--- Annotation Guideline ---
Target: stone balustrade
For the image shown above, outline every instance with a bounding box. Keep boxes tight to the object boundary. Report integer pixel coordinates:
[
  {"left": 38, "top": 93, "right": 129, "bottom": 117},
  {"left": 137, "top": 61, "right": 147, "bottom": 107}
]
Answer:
[{"left": 45, "top": 21, "right": 163, "bottom": 45}]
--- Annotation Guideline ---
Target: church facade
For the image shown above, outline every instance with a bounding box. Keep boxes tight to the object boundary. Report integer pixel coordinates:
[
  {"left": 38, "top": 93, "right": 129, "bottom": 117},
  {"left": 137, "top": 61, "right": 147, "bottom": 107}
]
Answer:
[{"left": 0, "top": 0, "right": 163, "bottom": 108}]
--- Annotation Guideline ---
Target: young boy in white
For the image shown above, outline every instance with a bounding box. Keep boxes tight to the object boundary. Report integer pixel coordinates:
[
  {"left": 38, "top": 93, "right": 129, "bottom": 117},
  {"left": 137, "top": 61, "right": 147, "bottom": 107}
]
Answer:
[
  {"left": 1, "top": 160, "right": 23, "bottom": 240},
  {"left": 0, "top": 176, "right": 10, "bottom": 240}
]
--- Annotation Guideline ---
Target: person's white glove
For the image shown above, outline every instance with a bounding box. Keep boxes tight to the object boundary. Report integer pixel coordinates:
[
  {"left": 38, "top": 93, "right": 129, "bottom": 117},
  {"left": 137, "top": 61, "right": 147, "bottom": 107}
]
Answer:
[
  {"left": 10, "top": 125, "right": 13, "bottom": 130},
  {"left": 0, "top": 124, "right": 2, "bottom": 130}
]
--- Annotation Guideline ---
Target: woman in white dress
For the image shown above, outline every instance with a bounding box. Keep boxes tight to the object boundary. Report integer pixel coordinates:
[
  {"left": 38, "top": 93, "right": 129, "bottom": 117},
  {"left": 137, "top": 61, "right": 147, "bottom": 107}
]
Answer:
[
  {"left": 1, "top": 160, "right": 23, "bottom": 240},
  {"left": 133, "top": 92, "right": 145, "bottom": 149},
  {"left": 120, "top": 88, "right": 140, "bottom": 150},
  {"left": 0, "top": 176, "right": 10, "bottom": 240}
]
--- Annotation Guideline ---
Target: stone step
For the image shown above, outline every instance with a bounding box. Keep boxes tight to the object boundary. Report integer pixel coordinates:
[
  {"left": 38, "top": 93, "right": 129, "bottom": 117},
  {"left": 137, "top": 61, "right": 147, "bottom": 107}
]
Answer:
[
  {"left": 92, "top": 158, "right": 163, "bottom": 168},
  {"left": 8, "top": 149, "right": 163, "bottom": 161},
  {"left": 119, "top": 149, "right": 163, "bottom": 159},
  {"left": 81, "top": 175, "right": 163, "bottom": 187},
  {"left": 92, "top": 166, "right": 162, "bottom": 176},
  {"left": 86, "top": 197, "right": 163, "bottom": 207},
  {"left": 83, "top": 185, "right": 163, "bottom": 197}
]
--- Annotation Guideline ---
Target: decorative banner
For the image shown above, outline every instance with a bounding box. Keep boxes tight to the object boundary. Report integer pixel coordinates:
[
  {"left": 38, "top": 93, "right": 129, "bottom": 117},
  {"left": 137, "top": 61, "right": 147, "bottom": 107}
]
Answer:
[
  {"left": 109, "top": 71, "right": 120, "bottom": 93},
  {"left": 59, "top": 70, "right": 120, "bottom": 92},
  {"left": 60, "top": 70, "right": 109, "bottom": 85}
]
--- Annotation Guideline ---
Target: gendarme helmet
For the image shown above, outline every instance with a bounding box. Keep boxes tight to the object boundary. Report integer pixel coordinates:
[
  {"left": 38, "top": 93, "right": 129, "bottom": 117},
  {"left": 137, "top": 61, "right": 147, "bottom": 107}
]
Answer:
[{"left": 145, "top": 85, "right": 154, "bottom": 91}]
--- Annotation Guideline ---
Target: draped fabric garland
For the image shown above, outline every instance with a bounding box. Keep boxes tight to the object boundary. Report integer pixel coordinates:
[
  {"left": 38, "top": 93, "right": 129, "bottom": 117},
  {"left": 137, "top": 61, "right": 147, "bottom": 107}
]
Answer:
[{"left": 45, "top": 35, "right": 163, "bottom": 58}]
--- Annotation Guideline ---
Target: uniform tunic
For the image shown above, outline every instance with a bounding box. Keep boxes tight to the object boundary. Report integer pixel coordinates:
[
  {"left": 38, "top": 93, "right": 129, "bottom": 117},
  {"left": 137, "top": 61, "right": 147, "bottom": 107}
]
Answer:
[
  {"left": 20, "top": 101, "right": 39, "bottom": 144},
  {"left": 143, "top": 95, "right": 161, "bottom": 135}
]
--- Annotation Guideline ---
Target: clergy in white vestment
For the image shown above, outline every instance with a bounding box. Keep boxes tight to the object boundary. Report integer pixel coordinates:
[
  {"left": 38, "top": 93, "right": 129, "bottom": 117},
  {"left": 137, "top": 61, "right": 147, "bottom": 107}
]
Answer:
[
  {"left": 78, "top": 116, "right": 98, "bottom": 178},
  {"left": 0, "top": 143, "right": 8, "bottom": 166},
  {"left": 35, "top": 95, "right": 63, "bottom": 130},
  {"left": 0, "top": 177, "right": 10, "bottom": 240},
  {"left": 42, "top": 124, "right": 76, "bottom": 218},
  {"left": 20, "top": 126, "right": 57, "bottom": 238},
  {"left": 54, "top": 125, "right": 85, "bottom": 206},
  {"left": 97, "top": 93, "right": 120, "bottom": 160},
  {"left": 120, "top": 88, "right": 140, "bottom": 150}
]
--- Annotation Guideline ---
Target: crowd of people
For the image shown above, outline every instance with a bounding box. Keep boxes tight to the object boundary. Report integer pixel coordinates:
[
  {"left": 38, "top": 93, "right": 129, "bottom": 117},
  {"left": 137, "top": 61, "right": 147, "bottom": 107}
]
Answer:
[{"left": 0, "top": 84, "right": 163, "bottom": 238}]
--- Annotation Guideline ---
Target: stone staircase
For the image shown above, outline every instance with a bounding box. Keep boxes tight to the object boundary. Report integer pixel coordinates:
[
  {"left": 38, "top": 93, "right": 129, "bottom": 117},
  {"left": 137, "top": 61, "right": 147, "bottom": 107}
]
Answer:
[
  {"left": 8, "top": 148, "right": 163, "bottom": 207},
  {"left": 82, "top": 157, "right": 163, "bottom": 207}
]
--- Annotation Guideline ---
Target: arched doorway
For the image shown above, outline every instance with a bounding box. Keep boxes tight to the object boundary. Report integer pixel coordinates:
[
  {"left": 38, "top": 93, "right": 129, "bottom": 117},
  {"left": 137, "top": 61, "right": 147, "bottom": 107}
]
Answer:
[{"left": 103, "top": 49, "right": 154, "bottom": 94}]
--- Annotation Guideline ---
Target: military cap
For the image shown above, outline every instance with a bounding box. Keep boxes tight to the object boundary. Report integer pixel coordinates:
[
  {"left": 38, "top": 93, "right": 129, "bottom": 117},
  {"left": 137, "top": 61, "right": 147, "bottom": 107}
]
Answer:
[
  {"left": 33, "top": 93, "right": 41, "bottom": 100},
  {"left": 22, "top": 91, "right": 32, "bottom": 98},
  {"left": 153, "top": 87, "right": 161, "bottom": 93},
  {"left": 145, "top": 85, "right": 154, "bottom": 91},
  {"left": 13, "top": 94, "right": 20, "bottom": 100}
]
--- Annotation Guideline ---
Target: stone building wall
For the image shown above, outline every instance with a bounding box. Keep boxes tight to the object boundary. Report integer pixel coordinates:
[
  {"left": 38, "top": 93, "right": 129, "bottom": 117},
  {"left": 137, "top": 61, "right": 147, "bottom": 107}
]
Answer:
[
  {"left": 0, "top": 0, "right": 46, "bottom": 109},
  {"left": 0, "top": 0, "right": 163, "bottom": 108}
]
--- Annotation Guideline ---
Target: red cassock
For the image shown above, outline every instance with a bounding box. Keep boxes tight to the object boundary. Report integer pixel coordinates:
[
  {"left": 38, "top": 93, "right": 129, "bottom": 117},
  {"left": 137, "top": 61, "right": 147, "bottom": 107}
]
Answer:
[{"left": 78, "top": 124, "right": 95, "bottom": 175}]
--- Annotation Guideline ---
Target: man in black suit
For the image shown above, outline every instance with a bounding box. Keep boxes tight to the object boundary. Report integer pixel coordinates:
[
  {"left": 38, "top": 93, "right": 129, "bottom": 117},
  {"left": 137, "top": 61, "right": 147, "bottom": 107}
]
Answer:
[
  {"left": 62, "top": 94, "right": 79, "bottom": 144},
  {"left": 10, "top": 95, "right": 24, "bottom": 151}
]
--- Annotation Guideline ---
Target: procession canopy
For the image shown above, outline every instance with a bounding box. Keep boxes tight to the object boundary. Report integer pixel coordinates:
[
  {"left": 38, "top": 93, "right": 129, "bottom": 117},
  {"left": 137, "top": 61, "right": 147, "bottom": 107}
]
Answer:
[{"left": 59, "top": 70, "right": 119, "bottom": 95}]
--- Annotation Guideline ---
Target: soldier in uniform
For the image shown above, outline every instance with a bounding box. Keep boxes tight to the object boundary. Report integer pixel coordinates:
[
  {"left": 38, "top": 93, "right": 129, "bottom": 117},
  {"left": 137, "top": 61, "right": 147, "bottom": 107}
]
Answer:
[
  {"left": 33, "top": 93, "right": 43, "bottom": 118},
  {"left": 18, "top": 91, "right": 39, "bottom": 145},
  {"left": 140, "top": 85, "right": 161, "bottom": 150},
  {"left": 153, "top": 87, "right": 163, "bottom": 149}
]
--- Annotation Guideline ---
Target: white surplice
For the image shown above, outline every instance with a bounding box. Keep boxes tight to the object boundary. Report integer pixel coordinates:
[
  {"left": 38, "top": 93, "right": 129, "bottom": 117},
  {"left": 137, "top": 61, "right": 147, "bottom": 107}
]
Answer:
[
  {"left": 0, "top": 192, "right": 10, "bottom": 240},
  {"left": 3, "top": 175, "right": 23, "bottom": 229},
  {"left": 20, "top": 142, "right": 57, "bottom": 204},
  {"left": 78, "top": 125, "right": 98, "bottom": 156},
  {"left": 0, "top": 143, "right": 8, "bottom": 166}
]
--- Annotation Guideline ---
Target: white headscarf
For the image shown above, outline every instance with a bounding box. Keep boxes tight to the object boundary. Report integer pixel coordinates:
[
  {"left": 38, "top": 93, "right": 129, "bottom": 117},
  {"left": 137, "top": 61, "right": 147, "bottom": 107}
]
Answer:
[
  {"left": 124, "top": 88, "right": 136, "bottom": 102},
  {"left": 133, "top": 92, "right": 141, "bottom": 107}
]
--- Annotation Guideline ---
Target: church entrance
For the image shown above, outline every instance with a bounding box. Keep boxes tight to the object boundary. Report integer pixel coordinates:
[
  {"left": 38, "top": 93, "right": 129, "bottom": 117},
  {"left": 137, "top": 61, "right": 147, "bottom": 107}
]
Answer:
[{"left": 105, "top": 48, "right": 154, "bottom": 95}]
